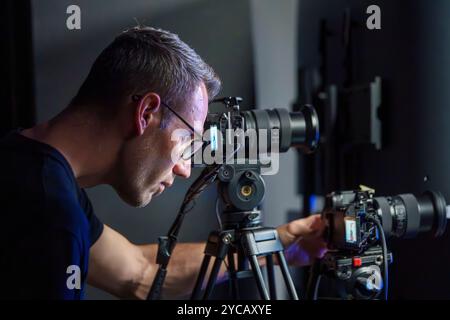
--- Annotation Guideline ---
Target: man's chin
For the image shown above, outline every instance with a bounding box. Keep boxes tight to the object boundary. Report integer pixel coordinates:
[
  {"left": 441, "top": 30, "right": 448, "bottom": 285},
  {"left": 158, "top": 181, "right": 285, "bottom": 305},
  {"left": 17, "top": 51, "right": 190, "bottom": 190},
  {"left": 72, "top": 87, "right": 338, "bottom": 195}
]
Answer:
[
  {"left": 118, "top": 190, "right": 154, "bottom": 208},
  {"left": 136, "top": 192, "right": 154, "bottom": 208}
]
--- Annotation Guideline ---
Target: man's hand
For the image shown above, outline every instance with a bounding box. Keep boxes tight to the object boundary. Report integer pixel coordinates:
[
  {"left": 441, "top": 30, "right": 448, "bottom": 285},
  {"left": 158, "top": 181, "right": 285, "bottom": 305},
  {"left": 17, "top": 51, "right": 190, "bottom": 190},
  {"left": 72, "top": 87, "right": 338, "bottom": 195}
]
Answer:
[{"left": 276, "top": 214, "right": 328, "bottom": 267}]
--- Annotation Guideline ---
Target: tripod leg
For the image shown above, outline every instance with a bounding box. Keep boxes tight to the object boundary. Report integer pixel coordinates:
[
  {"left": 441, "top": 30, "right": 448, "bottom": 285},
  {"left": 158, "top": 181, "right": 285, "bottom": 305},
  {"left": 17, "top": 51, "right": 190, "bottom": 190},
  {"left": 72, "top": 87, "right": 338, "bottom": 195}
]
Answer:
[
  {"left": 237, "top": 248, "right": 248, "bottom": 271},
  {"left": 227, "top": 251, "right": 240, "bottom": 299},
  {"left": 191, "top": 255, "right": 212, "bottom": 300},
  {"left": 249, "top": 255, "right": 270, "bottom": 300},
  {"left": 202, "top": 257, "right": 224, "bottom": 300},
  {"left": 276, "top": 251, "right": 299, "bottom": 300},
  {"left": 266, "top": 255, "right": 277, "bottom": 299}
]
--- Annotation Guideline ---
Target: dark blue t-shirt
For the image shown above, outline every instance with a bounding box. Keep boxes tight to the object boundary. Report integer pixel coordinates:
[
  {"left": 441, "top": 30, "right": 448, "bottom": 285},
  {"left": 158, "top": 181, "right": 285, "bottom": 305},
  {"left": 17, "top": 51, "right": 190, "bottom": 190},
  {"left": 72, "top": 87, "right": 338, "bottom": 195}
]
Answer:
[{"left": 0, "top": 130, "right": 104, "bottom": 299}]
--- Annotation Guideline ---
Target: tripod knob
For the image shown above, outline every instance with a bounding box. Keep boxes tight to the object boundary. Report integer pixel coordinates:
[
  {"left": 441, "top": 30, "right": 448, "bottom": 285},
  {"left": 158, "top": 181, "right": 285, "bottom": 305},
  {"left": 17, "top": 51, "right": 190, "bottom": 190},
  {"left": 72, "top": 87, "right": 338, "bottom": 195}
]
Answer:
[
  {"left": 349, "top": 265, "right": 383, "bottom": 299},
  {"left": 356, "top": 274, "right": 382, "bottom": 292},
  {"left": 220, "top": 167, "right": 266, "bottom": 211}
]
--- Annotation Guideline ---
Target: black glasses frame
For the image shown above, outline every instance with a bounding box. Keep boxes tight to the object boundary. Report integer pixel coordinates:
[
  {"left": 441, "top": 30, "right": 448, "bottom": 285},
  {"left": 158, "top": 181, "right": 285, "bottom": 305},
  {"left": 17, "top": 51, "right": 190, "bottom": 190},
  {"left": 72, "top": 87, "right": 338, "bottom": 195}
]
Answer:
[{"left": 131, "top": 94, "right": 205, "bottom": 160}]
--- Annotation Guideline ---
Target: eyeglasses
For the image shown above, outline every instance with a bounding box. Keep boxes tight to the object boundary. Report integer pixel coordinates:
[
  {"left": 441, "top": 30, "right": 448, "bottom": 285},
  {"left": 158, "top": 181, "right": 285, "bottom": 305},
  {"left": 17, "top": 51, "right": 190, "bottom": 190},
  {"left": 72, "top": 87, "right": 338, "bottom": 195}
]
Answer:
[{"left": 132, "top": 94, "right": 205, "bottom": 160}]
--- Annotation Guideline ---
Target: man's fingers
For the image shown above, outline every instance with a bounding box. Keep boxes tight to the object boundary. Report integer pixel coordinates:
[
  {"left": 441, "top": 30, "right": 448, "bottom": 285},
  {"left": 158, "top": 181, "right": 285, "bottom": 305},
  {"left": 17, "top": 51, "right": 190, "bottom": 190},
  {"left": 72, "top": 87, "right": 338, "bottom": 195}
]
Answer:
[
  {"left": 278, "top": 214, "right": 327, "bottom": 249},
  {"left": 286, "top": 215, "right": 326, "bottom": 239}
]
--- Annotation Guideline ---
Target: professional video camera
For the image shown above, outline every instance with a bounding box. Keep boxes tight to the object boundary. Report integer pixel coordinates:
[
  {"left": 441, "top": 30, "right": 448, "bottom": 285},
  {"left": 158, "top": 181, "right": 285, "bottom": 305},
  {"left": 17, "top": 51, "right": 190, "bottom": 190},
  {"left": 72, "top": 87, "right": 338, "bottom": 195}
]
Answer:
[
  {"left": 191, "top": 96, "right": 319, "bottom": 169},
  {"left": 306, "top": 187, "right": 449, "bottom": 300},
  {"left": 193, "top": 96, "right": 319, "bottom": 213},
  {"left": 148, "top": 97, "right": 320, "bottom": 300}
]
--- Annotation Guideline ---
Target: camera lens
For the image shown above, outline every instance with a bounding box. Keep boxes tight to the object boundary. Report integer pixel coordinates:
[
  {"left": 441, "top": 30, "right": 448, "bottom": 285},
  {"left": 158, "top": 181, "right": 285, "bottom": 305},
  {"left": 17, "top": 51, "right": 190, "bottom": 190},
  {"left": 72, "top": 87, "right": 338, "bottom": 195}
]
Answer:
[
  {"left": 375, "top": 191, "right": 447, "bottom": 239},
  {"left": 243, "top": 105, "right": 320, "bottom": 154}
]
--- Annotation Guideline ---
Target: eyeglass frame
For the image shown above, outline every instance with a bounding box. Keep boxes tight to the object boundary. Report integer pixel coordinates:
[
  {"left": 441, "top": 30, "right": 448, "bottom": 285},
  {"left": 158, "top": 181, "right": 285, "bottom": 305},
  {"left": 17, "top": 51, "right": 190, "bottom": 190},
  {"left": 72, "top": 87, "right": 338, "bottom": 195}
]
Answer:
[{"left": 131, "top": 94, "right": 205, "bottom": 160}]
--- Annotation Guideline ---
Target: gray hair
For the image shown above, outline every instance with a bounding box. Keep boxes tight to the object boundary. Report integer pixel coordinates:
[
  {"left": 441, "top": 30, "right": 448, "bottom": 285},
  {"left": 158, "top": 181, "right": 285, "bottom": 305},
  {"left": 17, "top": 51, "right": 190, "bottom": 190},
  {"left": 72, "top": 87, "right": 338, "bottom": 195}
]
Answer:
[{"left": 71, "top": 26, "right": 221, "bottom": 126}]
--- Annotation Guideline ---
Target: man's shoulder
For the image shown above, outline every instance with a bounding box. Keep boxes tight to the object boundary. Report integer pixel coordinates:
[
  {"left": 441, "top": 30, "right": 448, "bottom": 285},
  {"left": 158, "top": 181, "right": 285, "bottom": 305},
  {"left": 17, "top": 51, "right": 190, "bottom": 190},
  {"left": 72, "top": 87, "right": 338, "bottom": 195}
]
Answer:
[
  {"left": 0, "top": 132, "right": 78, "bottom": 199},
  {"left": 0, "top": 131, "right": 90, "bottom": 236}
]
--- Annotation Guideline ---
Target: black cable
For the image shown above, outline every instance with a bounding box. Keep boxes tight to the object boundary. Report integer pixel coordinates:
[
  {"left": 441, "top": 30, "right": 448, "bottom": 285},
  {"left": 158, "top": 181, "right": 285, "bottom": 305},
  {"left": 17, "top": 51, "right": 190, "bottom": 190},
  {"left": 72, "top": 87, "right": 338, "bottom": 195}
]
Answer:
[
  {"left": 306, "top": 260, "right": 322, "bottom": 300},
  {"left": 368, "top": 216, "right": 389, "bottom": 300},
  {"left": 147, "top": 164, "right": 221, "bottom": 300},
  {"left": 313, "top": 275, "right": 322, "bottom": 300},
  {"left": 215, "top": 197, "right": 223, "bottom": 230}
]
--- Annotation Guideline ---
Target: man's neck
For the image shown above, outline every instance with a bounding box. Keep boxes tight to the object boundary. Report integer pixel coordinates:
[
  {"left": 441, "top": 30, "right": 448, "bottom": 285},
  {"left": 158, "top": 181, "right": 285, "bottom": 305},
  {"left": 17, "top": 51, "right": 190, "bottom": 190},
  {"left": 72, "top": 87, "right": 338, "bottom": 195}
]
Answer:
[{"left": 21, "top": 107, "right": 121, "bottom": 188}]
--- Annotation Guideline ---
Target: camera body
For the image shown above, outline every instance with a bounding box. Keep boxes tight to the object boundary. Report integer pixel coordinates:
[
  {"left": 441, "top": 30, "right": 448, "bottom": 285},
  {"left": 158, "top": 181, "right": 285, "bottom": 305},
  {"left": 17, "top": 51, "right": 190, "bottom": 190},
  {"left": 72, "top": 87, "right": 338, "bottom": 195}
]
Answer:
[
  {"left": 318, "top": 189, "right": 393, "bottom": 299},
  {"left": 203, "top": 97, "right": 245, "bottom": 156},
  {"left": 322, "top": 189, "right": 379, "bottom": 252},
  {"left": 193, "top": 97, "right": 320, "bottom": 168}
]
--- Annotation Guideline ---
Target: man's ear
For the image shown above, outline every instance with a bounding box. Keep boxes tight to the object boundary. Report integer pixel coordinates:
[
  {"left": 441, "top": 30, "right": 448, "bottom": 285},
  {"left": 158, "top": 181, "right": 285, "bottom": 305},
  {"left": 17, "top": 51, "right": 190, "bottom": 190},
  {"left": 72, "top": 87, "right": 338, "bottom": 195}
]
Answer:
[{"left": 134, "top": 93, "right": 161, "bottom": 136}]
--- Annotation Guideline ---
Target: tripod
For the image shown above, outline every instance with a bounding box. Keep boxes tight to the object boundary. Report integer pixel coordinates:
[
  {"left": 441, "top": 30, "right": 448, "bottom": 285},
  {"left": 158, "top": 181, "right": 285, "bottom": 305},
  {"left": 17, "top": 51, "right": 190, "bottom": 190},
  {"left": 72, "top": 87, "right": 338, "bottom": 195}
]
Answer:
[
  {"left": 191, "top": 209, "right": 298, "bottom": 300},
  {"left": 191, "top": 165, "right": 299, "bottom": 300},
  {"left": 147, "top": 163, "right": 300, "bottom": 300}
]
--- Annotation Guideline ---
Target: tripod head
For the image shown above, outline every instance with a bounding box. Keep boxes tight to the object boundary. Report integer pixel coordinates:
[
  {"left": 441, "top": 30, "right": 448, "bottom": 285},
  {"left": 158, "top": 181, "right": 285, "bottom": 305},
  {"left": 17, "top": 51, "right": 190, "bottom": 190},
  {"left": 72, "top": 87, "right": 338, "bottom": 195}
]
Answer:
[
  {"left": 191, "top": 161, "right": 298, "bottom": 300},
  {"left": 216, "top": 164, "right": 265, "bottom": 230}
]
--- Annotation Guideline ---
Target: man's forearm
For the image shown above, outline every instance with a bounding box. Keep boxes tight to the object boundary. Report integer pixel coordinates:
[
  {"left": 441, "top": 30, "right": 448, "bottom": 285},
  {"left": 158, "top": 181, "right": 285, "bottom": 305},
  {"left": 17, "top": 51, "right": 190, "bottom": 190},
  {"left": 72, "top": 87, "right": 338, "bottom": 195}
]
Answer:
[
  {"left": 118, "top": 219, "right": 322, "bottom": 299},
  {"left": 89, "top": 217, "right": 326, "bottom": 300},
  {"left": 134, "top": 225, "right": 294, "bottom": 299},
  {"left": 134, "top": 242, "right": 228, "bottom": 299}
]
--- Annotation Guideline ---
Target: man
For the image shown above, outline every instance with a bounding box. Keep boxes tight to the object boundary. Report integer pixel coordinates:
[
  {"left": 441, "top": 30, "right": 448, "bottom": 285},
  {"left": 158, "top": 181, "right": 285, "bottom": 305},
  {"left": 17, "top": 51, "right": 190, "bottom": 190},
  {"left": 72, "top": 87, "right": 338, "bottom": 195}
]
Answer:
[{"left": 0, "top": 26, "right": 326, "bottom": 299}]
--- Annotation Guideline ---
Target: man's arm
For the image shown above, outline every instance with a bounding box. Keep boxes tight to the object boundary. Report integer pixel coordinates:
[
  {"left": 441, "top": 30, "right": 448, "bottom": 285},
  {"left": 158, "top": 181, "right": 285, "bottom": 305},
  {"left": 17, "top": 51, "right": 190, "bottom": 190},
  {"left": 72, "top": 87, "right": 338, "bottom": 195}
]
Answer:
[
  {"left": 88, "top": 215, "right": 327, "bottom": 299},
  {"left": 87, "top": 224, "right": 223, "bottom": 299}
]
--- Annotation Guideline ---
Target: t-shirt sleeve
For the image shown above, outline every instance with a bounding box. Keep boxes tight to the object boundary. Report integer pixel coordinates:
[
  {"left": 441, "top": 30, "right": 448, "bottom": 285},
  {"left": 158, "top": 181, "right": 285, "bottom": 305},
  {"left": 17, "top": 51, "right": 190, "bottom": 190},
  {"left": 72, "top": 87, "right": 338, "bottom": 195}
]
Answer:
[
  {"left": 48, "top": 231, "right": 85, "bottom": 300},
  {"left": 80, "top": 189, "right": 104, "bottom": 246},
  {"left": 32, "top": 229, "right": 84, "bottom": 299}
]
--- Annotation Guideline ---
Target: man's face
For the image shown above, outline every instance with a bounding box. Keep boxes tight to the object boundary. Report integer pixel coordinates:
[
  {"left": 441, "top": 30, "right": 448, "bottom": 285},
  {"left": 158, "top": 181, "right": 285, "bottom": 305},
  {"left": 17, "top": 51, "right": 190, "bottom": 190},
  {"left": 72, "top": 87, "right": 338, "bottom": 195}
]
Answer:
[{"left": 113, "top": 83, "right": 208, "bottom": 207}]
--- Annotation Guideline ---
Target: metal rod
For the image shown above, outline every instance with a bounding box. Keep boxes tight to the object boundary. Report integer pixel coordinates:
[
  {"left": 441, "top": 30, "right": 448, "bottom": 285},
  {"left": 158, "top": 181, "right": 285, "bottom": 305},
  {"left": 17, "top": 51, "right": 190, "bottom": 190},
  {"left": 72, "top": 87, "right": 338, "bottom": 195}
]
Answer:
[
  {"left": 227, "top": 251, "right": 239, "bottom": 299},
  {"left": 266, "top": 255, "right": 277, "bottom": 299},
  {"left": 249, "top": 255, "right": 270, "bottom": 300},
  {"left": 202, "top": 257, "right": 223, "bottom": 300},
  {"left": 190, "top": 255, "right": 211, "bottom": 300},
  {"left": 276, "top": 251, "right": 299, "bottom": 300}
]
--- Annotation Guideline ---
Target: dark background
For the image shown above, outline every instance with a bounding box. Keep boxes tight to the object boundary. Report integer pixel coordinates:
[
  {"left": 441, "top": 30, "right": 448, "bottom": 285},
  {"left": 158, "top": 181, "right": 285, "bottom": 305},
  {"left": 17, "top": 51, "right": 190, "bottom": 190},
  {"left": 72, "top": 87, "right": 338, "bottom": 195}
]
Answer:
[
  {"left": 297, "top": 0, "right": 450, "bottom": 299},
  {"left": 2, "top": 0, "right": 450, "bottom": 299}
]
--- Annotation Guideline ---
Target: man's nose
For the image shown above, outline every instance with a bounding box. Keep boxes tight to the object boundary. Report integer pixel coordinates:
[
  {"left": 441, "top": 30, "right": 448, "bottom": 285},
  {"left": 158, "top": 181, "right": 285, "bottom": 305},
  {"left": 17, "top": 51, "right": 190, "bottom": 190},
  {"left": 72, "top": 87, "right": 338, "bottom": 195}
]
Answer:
[{"left": 173, "top": 159, "right": 191, "bottom": 179}]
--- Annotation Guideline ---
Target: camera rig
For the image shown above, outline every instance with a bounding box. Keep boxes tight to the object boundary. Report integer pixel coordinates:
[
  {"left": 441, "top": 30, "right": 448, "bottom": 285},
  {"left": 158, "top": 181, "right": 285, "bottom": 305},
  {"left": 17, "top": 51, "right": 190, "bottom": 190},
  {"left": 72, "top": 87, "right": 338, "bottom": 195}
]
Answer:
[{"left": 306, "top": 187, "right": 448, "bottom": 300}]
